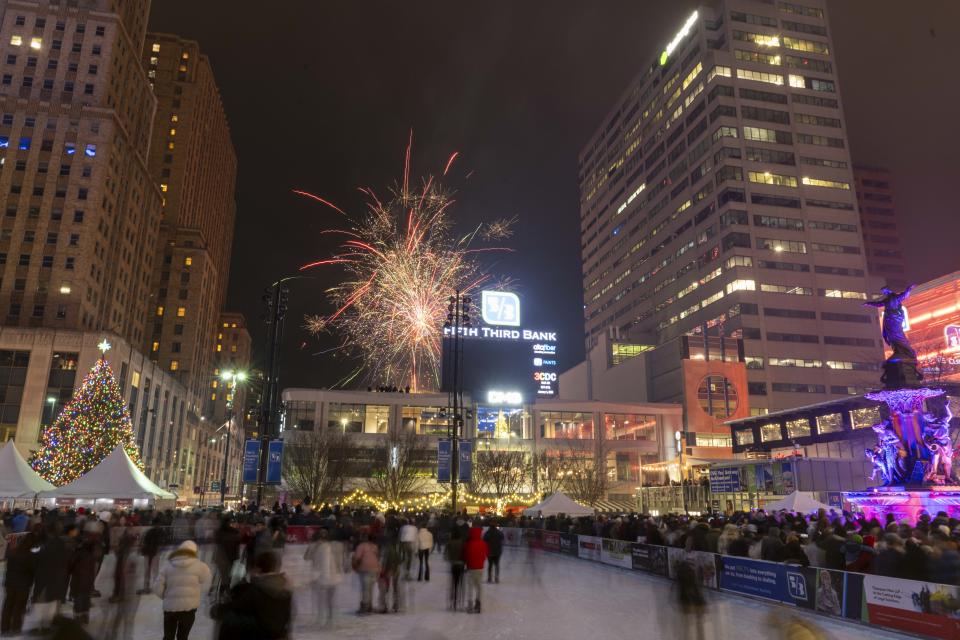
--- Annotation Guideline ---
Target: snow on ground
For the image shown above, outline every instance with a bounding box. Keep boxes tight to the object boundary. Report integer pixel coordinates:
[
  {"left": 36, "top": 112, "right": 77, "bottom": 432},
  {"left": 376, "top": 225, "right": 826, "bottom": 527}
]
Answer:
[{"left": 4, "top": 544, "right": 913, "bottom": 639}]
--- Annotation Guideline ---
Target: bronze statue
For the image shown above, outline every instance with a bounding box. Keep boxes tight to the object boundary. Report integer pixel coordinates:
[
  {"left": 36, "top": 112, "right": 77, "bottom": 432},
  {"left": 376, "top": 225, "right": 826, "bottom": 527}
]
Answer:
[{"left": 864, "top": 285, "right": 921, "bottom": 386}]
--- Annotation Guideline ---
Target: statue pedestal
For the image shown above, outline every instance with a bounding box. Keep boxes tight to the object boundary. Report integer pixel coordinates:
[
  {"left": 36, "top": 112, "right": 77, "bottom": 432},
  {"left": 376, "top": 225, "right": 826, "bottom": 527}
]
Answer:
[{"left": 845, "top": 486, "right": 960, "bottom": 522}]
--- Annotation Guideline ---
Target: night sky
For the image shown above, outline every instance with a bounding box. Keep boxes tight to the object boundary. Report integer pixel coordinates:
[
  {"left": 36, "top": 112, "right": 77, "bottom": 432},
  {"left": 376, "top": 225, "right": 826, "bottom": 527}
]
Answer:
[{"left": 148, "top": 1, "right": 960, "bottom": 390}]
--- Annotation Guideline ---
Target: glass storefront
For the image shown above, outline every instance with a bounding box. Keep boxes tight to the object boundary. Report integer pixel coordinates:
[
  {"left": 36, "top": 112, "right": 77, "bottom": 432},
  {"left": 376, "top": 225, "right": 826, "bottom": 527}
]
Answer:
[
  {"left": 477, "top": 405, "right": 528, "bottom": 439},
  {"left": 401, "top": 405, "right": 448, "bottom": 436},
  {"left": 284, "top": 400, "right": 316, "bottom": 431},
  {"left": 539, "top": 411, "right": 594, "bottom": 439},
  {"left": 363, "top": 404, "right": 390, "bottom": 434},
  {"left": 603, "top": 413, "right": 657, "bottom": 441},
  {"left": 327, "top": 402, "right": 364, "bottom": 433},
  {"left": 606, "top": 449, "right": 640, "bottom": 482}
]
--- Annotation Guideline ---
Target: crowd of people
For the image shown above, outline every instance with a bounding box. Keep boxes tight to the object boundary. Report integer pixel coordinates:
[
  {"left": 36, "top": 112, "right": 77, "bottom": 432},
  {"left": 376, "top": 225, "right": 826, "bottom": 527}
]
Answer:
[
  {"left": 522, "top": 507, "right": 960, "bottom": 585},
  {"left": 0, "top": 502, "right": 957, "bottom": 638},
  {"left": 0, "top": 505, "right": 510, "bottom": 639}
]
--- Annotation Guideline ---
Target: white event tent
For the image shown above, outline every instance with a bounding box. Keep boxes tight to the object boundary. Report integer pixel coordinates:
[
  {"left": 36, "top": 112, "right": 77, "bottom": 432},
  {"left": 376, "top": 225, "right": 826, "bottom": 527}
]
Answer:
[
  {"left": 763, "top": 491, "right": 832, "bottom": 514},
  {"left": 38, "top": 445, "right": 176, "bottom": 506},
  {"left": 523, "top": 492, "right": 594, "bottom": 517},
  {"left": 0, "top": 440, "right": 55, "bottom": 500}
]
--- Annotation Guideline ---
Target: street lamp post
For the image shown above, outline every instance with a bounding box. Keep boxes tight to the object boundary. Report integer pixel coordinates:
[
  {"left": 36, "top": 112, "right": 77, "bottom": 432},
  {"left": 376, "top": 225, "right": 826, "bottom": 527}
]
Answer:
[
  {"left": 675, "top": 430, "right": 688, "bottom": 514},
  {"left": 45, "top": 395, "right": 57, "bottom": 425},
  {"left": 443, "top": 292, "right": 472, "bottom": 515},
  {"left": 256, "top": 280, "right": 291, "bottom": 508},
  {"left": 219, "top": 370, "right": 247, "bottom": 507}
]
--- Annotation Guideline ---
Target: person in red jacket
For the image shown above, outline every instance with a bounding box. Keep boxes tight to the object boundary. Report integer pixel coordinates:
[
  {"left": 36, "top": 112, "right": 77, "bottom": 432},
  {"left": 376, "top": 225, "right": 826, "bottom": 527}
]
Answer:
[{"left": 462, "top": 527, "right": 488, "bottom": 613}]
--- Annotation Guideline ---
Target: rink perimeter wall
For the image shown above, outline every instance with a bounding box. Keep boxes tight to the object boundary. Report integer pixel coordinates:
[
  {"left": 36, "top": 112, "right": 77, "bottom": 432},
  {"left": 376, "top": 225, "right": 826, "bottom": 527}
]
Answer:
[{"left": 505, "top": 527, "right": 960, "bottom": 640}]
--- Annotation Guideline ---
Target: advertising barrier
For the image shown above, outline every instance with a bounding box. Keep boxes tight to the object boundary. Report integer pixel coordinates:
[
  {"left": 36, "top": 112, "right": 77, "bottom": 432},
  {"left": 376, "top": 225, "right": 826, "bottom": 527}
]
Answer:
[
  {"left": 601, "top": 538, "right": 633, "bottom": 569},
  {"left": 559, "top": 533, "right": 578, "bottom": 556},
  {"left": 631, "top": 543, "right": 668, "bottom": 576},
  {"left": 668, "top": 547, "right": 719, "bottom": 589},
  {"left": 577, "top": 535, "right": 602, "bottom": 561},
  {"left": 541, "top": 531, "right": 561, "bottom": 553},
  {"left": 861, "top": 574, "right": 960, "bottom": 640}
]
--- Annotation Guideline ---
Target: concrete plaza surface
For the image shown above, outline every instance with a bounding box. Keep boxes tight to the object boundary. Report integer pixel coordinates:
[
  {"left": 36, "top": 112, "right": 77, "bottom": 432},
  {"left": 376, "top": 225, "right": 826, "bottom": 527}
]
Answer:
[{"left": 4, "top": 545, "right": 913, "bottom": 639}]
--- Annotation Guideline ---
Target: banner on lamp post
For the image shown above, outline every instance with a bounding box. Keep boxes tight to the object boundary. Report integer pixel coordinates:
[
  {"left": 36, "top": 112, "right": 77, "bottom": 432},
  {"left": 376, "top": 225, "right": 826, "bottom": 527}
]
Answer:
[
  {"left": 242, "top": 439, "right": 260, "bottom": 484},
  {"left": 437, "top": 439, "right": 451, "bottom": 483},
  {"left": 458, "top": 439, "right": 472, "bottom": 483},
  {"left": 266, "top": 439, "right": 283, "bottom": 484}
]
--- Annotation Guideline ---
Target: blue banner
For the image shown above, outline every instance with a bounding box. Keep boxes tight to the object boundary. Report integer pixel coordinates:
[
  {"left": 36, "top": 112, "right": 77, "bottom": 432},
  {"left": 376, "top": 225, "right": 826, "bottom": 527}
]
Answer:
[
  {"left": 719, "top": 556, "right": 810, "bottom": 606},
  {"left": 266, "top": 439, "right": 283, "bottom": 484},
  {"left": 437, "top": 439, "right": 451, "bottom": 483},
  {"left": 709, "top": 467, "right": 741, "bottom": 493},
  {"left": 242, "top": 439, "right": 260, "bottom": 484},
  {"left": 458, "top": 439, "right": 472, "bottom": 483}
]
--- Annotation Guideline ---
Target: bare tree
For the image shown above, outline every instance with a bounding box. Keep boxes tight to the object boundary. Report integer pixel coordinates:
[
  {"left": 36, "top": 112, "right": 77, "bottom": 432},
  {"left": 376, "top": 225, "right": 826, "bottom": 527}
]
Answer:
[
  {"left": 472, "top": 447, "right": 531, "bottom": 504},
  {"left": 531, "top": 449, "right": 574, "bottom": 497},
  {"left": 564, "top": 439, "right": 609, "bottom": 508},
  {"left": 284, "top": 429, "right": 357, "bottom": 504},
  {"left": 366, "top": 430, "right": 430, "bottom": 504}
]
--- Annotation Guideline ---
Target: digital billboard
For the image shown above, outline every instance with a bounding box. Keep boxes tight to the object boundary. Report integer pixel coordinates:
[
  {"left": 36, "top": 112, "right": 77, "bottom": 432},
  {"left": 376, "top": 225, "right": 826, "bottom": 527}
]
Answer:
[
  {"left": 887, "top": 274, "right": 960, "bottom": 381},
  {"left": 442, "top": 290, "right": 558, "bottom": 398}
]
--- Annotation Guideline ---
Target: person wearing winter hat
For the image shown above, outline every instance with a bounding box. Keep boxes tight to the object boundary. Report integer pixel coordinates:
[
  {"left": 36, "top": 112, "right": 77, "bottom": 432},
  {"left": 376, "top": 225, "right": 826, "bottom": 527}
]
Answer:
[{"left": 154, "top": 540, "right": 212, "bottom": 640}]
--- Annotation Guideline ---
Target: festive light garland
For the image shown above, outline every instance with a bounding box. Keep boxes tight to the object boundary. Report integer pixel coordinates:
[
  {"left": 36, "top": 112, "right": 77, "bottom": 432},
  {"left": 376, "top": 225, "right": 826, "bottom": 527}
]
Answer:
[
  {"left": 326, "top": 487, "right": 538, "bottom": 513},
  {"left": 31, "top": 356, "right": 143, "bottom": 486}
]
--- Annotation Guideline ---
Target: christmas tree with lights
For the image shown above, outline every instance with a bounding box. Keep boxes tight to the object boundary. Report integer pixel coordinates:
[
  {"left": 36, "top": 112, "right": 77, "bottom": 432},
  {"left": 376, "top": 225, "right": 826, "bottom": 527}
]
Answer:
[{"left": 31, "top": 340, "right": 143, "bottom": 485}]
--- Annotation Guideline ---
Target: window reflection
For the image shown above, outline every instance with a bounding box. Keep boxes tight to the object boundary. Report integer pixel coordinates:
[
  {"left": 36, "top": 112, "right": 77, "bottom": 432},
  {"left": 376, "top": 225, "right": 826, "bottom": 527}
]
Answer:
[{"left": 540, "top": 411, "right": 594, "bottom": 439}]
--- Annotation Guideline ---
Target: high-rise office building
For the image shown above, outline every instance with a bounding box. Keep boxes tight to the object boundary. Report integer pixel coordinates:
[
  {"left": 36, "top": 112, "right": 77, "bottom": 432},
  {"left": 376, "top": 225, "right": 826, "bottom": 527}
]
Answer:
[
  {"left": 0, "top": 0, "right": 162, "bottom": 345},
  {"left": 198, "top": 311, "right": 250, "bottom": 499},
  {"left": 142, "top": 33, "right": 237, "bottom": 418},
  {"left": 0, "top": 1, "right": 205, "bottom": 492},
  {"left": 210, "top": 311, "right": 251, "bottom": 423},
  {"left": 579, "top": 0, "right": 881, "bottom": 414},
  {"left": 853, "top": 165, "right": 905, "bottom": 291}
]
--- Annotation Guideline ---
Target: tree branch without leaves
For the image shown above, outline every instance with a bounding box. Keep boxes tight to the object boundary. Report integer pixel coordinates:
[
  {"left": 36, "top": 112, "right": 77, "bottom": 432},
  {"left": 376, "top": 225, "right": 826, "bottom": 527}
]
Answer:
[
  {"left": 284, "top": 429, "right": 358, "bottom": 505},
  {"left": 472, "top": 448, "right": 531, "bottom": 503},
  {"left": 563, "top": 439, "right": 609, "bottom": 507},
  {"left": 366, "top": 430, "right": 430, "bottom": 504},
  {"left": 531, "top": 449, "right": 574, "bottom": 497}
]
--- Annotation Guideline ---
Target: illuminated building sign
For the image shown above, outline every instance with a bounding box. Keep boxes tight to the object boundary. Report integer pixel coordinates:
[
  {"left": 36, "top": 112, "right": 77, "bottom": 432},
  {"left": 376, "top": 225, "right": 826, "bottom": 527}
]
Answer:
[
  {"left": 444, "top": 289, "right": 558, "bottom": 398},
  {"left": 659, "top": 10, "right": 699, "bottom": 66},
  {"left": 481, "top": 290, "right": 520, "bottom": 326},
  {"left": 443, "top": 326, "right": 556, "bottom": 342},
  {"left": 487, "top": 390, "right": 523, "bottom": 405}
]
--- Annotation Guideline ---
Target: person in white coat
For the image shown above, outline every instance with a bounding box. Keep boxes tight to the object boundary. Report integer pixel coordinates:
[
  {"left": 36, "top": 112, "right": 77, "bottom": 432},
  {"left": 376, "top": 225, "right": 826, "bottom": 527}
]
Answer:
[
  {"left": 417, "top": 523, "right": 434, "bottom": 581},
  {"left": 304, "top": 528, "right": 343, "bottom": 627},
  {"left": 399, "top": 519, "right": 419, "bottom": 580},
  {"left": 154, "top": 540, "right": 212, "bottom": 640}
]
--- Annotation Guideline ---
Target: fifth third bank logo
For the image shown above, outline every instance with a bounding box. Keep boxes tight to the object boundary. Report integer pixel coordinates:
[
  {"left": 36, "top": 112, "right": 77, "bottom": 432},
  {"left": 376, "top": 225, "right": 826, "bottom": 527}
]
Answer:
[
  {"left": 786, "top": 572, "right": 807, "bottom": 600},
  {"left": 482, "top": 291, "right": 520, "bottom": 326}
]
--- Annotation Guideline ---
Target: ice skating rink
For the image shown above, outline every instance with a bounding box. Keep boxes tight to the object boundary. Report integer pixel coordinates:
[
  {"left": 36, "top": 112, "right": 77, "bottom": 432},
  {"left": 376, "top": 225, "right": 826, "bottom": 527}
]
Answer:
[{"left": 8, "top": 545, "right": 914, "bottom": 639}]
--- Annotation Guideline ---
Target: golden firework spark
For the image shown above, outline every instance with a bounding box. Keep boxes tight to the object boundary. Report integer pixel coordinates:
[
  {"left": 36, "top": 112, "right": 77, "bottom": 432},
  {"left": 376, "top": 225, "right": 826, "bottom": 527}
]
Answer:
[
  {"left": 298, "top": 137, "right": 511, "bottom": 391},
  {"left": 482, "top": 216, "right": 518, "bottom": 241}
]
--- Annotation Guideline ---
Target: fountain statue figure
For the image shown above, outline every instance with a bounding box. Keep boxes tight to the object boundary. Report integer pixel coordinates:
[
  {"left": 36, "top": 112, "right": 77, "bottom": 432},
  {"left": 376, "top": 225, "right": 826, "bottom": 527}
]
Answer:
[
  {"left": 923, "top": 404, "right": 954, "bottom": 483},
  {"left": 863, "top": 284, "right": 920, "bottom": 386},
  {"left": 865, "top": 419, "right": 907, "bottom": 485}
]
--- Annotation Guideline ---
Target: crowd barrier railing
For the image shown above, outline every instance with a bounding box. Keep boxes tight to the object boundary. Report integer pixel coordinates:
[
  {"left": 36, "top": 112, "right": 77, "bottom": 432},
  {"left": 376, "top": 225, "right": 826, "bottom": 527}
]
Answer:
[{"left": 500, "top": 527, "right": 960, "bottom": 640}]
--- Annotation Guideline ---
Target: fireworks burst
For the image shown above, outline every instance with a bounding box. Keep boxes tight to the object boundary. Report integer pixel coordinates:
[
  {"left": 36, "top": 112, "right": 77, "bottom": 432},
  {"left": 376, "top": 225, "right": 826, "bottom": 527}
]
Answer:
[
  {"left": 482, "top": 216, "right": 518, "bottom": 241},
  {"left": 298, "top": 138, "right": 511, "bottom": 391}
]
